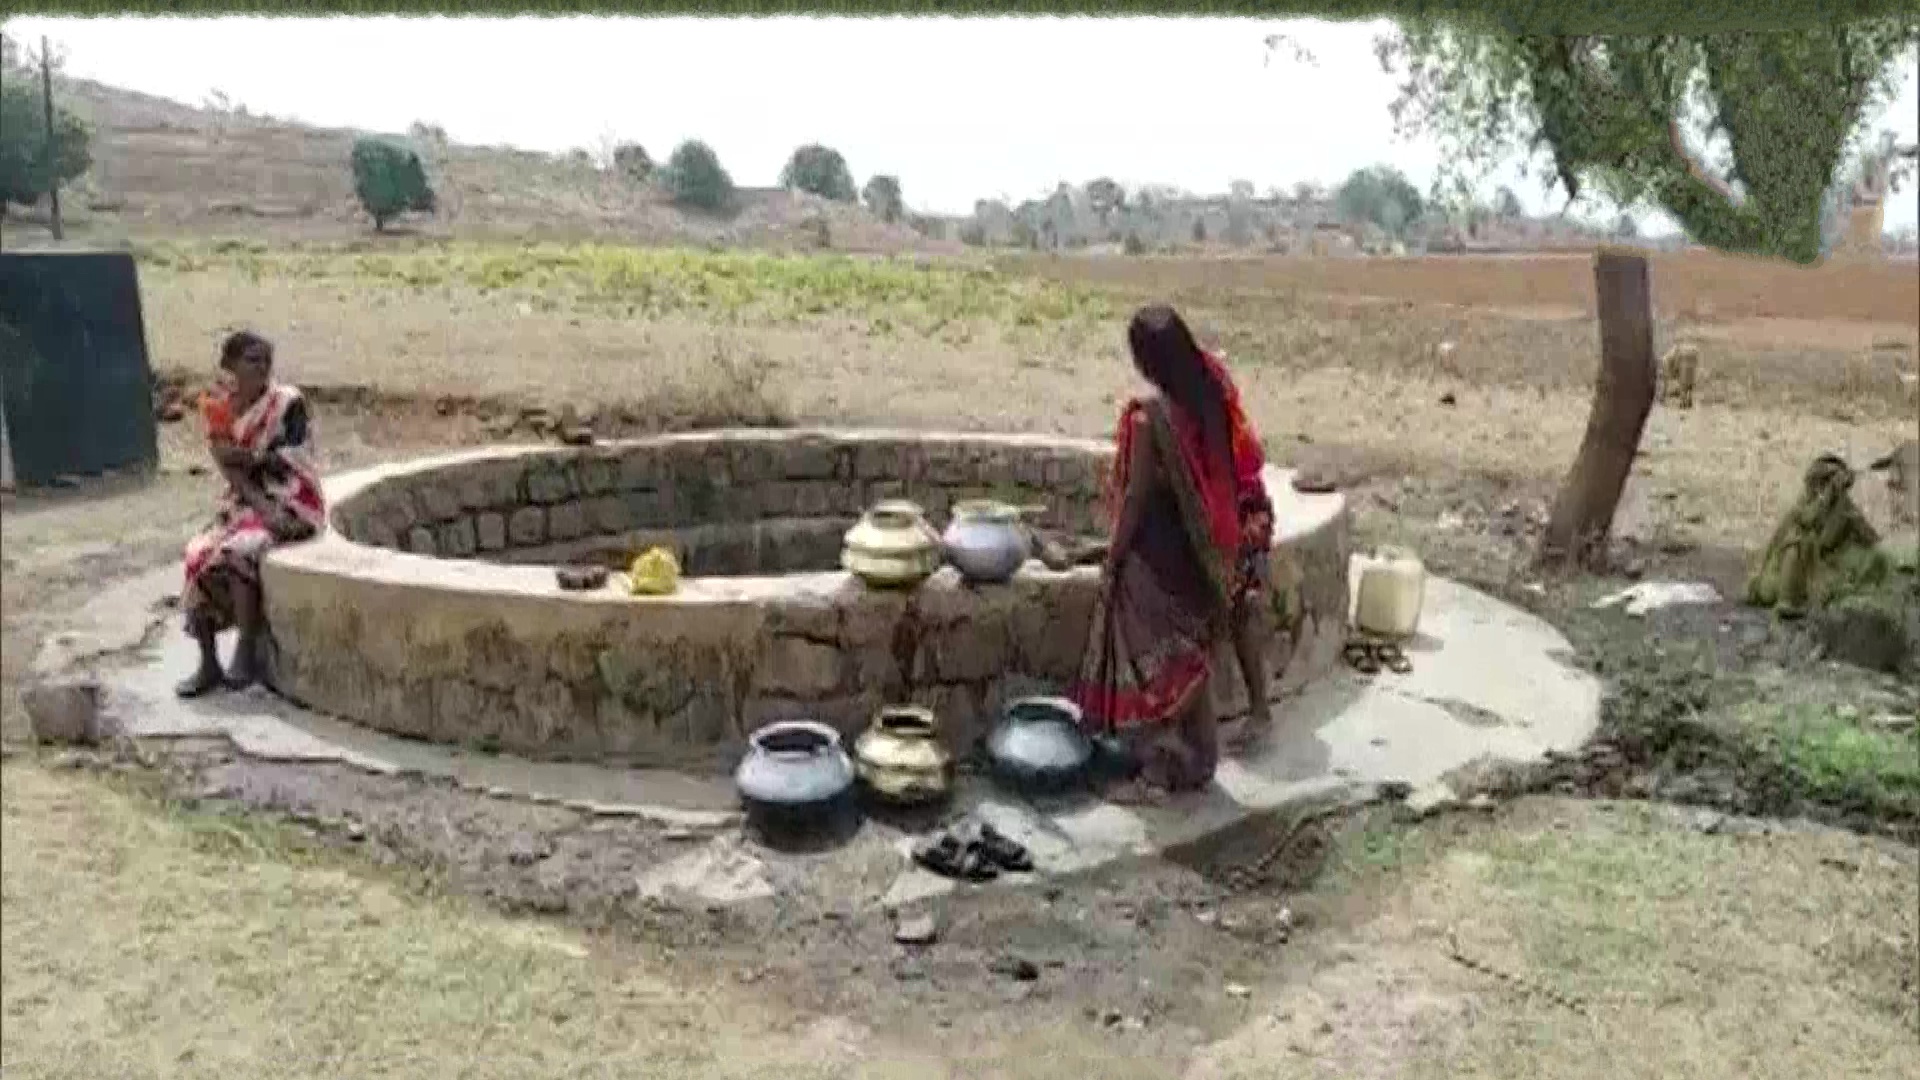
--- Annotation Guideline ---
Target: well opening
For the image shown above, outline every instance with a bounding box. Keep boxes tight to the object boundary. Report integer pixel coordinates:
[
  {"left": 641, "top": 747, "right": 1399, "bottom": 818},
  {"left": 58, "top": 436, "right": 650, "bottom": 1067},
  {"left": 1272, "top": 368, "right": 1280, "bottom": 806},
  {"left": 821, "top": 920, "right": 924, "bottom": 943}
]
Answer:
[{"left": 326, "top": 431, "right": 1112, "bottom": 578}]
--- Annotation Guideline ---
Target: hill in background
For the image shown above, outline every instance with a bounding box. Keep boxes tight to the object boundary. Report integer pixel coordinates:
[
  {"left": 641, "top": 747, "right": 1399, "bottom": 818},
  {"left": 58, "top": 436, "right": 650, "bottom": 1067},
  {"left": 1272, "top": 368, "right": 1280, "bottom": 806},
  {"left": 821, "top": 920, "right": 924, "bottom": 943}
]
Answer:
[{"left": 26, "top": 74, "right": 958, "bottom": 254}]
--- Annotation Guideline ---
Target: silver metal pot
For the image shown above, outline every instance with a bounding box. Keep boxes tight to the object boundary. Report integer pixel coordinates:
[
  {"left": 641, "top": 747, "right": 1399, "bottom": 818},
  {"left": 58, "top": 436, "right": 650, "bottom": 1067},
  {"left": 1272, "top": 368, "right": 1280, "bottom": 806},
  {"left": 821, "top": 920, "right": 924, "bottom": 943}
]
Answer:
[
  {"left": 734, "top": 720, "right": 861, "bottom": 844},
  {"left": 942, "top": 500, "right": 1033, "bottom": 585},
  {"left": 985, "top": 696, "right": 1094, "bottom": 796}
]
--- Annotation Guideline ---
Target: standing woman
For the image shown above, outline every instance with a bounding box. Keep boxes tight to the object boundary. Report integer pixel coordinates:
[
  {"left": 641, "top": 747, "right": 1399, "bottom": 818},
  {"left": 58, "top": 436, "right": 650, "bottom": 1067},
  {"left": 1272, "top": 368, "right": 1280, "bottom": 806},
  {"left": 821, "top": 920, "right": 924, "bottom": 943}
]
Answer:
[
  {"left": 177, "top": 331, "right": 326, "bottom": 697},
  {"left": 1070, "top": 304, "right": 1276, "bottom": 799}
]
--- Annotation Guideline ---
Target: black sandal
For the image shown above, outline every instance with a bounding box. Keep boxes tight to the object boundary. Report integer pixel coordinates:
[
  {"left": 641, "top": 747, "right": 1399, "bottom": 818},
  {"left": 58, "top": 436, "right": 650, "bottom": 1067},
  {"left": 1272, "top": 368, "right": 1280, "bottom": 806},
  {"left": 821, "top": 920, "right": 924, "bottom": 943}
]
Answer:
[
  {"left": 1344, "top": 641, "right": 1381, "bottom": 675},
  {"left": 1376, "top": 642, "right": 1413, "bottom": 675},
  {"left": 913, "top": 834, "right": 999, "bottom": 882},
  {"left": 555, "top": 565, "right": 609, "bottom": 591},
  {"left": 970, "top": 824, "right": 1034, "bottom": 873}
]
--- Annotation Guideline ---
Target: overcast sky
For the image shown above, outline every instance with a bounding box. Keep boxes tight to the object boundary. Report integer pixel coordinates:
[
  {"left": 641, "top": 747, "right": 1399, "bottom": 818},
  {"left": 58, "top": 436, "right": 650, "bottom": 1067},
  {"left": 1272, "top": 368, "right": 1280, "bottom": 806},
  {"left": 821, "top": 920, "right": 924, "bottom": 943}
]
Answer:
[{"left": 6, "top": 15, "right": 1917, "bottom": 234}]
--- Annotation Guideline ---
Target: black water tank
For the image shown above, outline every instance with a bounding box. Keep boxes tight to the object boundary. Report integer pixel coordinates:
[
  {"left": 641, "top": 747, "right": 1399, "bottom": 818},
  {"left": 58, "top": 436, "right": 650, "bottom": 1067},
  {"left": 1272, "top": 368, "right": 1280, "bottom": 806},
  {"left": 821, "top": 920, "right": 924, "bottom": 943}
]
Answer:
[{"left": 0, "top": 251, "right": 159, "bottom": 487}]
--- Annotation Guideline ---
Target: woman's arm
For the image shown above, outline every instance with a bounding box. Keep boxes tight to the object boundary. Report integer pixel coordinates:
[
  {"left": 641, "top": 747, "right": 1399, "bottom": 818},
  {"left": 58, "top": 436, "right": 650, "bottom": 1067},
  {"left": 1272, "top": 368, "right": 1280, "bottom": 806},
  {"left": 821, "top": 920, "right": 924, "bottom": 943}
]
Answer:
[{"left": 1105, "top": 409, "right": 1157, "bottom": 575}]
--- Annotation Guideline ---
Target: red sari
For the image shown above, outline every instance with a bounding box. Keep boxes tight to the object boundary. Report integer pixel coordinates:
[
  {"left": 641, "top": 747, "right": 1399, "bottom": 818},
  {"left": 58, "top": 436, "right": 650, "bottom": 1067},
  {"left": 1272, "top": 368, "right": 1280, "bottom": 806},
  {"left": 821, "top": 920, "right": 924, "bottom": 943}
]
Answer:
[
  {"left": 182, "top": 383, "right": 326, "bottom": 634},
  {"left": 1070, "top": 351, "right": 1271, "bottom": 735}
]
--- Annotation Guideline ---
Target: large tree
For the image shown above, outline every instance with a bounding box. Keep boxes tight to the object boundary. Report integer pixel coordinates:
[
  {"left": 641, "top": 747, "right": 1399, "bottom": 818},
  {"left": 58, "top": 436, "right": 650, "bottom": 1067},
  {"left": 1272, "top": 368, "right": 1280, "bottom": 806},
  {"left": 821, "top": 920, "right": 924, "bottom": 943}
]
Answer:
[
  {"left": 349, "top": 137, "right": 435, "bottom": 232},
  {"left": 1375, "top": 20, "right": 1917, "bottom": 265},
  {"left": 0, "top": 39, "right": 91, "bottom": 225},
  {"left": 1374, "top": 19, "right": 1916, "bottom": 570},
  {"left": 1333, "top": 164, "right": 1426, "bottom": 238},
  {"left": 663, "top": 139, "right": 735, "bottom": 212},
  {"left": 780, "top": 144, "right": 857, "bottom": 203}
]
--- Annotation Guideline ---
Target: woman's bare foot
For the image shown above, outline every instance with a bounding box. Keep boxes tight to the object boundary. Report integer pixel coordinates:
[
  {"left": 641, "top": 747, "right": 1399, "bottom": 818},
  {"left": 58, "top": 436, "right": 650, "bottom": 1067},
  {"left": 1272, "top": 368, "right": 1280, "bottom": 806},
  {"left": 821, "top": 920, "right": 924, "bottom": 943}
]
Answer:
[
  {"left": 1225, "top": 707, "right": 1274, "bottom": 755},
  {"left": 1102, "top": 777, "right": 1171, "bottom": 806},
  {"left": 176, "top": 664, "right": 226, "bottom": 699}
]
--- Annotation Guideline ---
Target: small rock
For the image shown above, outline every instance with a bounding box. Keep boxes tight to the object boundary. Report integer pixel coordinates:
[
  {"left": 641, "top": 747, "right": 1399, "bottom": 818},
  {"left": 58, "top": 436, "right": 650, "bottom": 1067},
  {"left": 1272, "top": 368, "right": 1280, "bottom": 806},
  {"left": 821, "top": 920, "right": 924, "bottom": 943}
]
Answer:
[
  {"left": 1814, "top": 600, "right": 1909, "bottom": 675},
  {"left": 1375, "top": 779, "right": 1413, "bottom": 801},
  {"left": 1464, "top": 794, "right": 1498, "bottom": 812},
  {"left": 344, "top": 821, "right": 367, "bottom": 842},
  {"left": 1438, "top": 392, "right": 1457, "bottom": 406},
  {"left": 1225, "top": 983, "right": 1252, "bottom": 998},
  {"left": 1401, "top": 781, "right": 1458, "bottom": 819},
  {"left": 890, "top": 907, "right": 936, "bottom": 941},
  {"left": 1871, "top": 711, "right": 1916, "bottom": 733},
  {"left": 661, "top": 826, "right": 702, "bottom": 842},
  {"left": 23, "top": 676, "right": 107, "bottom": 746},
  {"left": 989, "top": 954, "right": 1039, "bottom": 982},
  {"left": 506, "top": 835, "right": 553, "bottom": 867}
]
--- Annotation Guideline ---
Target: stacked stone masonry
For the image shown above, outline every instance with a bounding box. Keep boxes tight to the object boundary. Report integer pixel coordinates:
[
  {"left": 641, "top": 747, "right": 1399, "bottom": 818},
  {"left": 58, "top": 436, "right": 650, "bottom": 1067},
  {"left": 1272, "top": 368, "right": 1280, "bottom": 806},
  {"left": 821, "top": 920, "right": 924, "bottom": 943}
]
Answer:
[{"left": 264, "top": 430, "right": 1351, "bottom": 770}]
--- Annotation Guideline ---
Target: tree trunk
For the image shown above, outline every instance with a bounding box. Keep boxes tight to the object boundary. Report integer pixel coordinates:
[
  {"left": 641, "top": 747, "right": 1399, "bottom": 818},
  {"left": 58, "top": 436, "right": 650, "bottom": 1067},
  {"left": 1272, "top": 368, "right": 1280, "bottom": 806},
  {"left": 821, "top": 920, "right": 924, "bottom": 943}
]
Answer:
[{"left": 1539, "top": 250, "right": 1658, "bottom": 571}]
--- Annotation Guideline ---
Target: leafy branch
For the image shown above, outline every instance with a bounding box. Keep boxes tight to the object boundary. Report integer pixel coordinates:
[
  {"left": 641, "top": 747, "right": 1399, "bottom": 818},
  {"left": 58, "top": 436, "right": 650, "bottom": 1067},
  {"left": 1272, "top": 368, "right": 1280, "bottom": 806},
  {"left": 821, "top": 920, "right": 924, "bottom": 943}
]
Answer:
[{"left": 1377, "top": 19, "right": 1918, "bottom": 263}]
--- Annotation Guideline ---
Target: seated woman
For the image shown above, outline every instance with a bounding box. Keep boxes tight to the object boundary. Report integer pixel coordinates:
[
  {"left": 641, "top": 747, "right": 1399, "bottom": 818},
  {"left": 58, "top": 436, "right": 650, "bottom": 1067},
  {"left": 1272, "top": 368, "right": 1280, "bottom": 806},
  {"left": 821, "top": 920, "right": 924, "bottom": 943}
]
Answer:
[
  {"left": 177, "top": 331, "right": 326, "bottom": 698},
  {"left": 1070, "top": 304, "right": 1276, "bottom": 800}
]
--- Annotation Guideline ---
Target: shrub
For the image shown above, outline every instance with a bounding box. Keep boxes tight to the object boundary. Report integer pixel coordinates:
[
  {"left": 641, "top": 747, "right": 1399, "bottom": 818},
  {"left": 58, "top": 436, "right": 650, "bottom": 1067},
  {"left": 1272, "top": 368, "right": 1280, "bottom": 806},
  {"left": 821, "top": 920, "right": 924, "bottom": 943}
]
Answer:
[
  {"left": 1122, "top": 232, "right": 1147, "bottom": 256},
  {"left": 612, "top": 142, "right": 653, "bottom": 182},
  {"left": 663, "top": 139, "right": 734, "bottom": 212},
  {"left": 780, "top": 144, "right": 856, "bottom": 202},
  {"left": 0, "top": 78, "right": 90, "bottom": 220},
  {"left": 350, "top": 136, "right": 435, "bottom": 232},
  {"left": 630, "top": 336, "right": 790, "bottom": 433},
  {"left": 958, "top": 222, "right": 988, "bottom": 247},
  {"left": 861, "top": 174, "right": 904, "bottom": 223}
]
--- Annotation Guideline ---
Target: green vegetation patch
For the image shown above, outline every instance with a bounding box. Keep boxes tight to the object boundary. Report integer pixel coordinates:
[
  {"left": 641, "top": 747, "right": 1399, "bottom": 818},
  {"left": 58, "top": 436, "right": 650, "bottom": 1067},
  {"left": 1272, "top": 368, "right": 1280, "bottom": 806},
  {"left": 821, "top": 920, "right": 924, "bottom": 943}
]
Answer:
[{"left": 134, "top": 241, "right": 1114, "bottom": 335}]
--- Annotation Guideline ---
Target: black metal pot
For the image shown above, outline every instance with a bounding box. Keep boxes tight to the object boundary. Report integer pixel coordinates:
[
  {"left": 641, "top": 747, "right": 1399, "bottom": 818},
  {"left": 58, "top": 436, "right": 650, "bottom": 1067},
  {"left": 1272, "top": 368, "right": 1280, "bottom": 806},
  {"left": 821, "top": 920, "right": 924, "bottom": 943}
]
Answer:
[
  {"left": 733, "top": 720, "right": 862, "bottom": 848},
  {"left": 985, "top": 696, "right": 1095, "bottom": 797}
]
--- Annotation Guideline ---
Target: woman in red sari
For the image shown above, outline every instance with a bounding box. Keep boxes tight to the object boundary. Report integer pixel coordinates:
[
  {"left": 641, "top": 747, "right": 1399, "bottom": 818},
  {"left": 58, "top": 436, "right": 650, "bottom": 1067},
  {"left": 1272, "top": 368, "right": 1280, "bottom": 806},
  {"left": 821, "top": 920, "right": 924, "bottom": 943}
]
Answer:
[
  {"left": 1071, "top": 305, "right": 1276, "bottom": 798},
  {"left": 177, "top": 331, "right": 326, "bottom": 697}
]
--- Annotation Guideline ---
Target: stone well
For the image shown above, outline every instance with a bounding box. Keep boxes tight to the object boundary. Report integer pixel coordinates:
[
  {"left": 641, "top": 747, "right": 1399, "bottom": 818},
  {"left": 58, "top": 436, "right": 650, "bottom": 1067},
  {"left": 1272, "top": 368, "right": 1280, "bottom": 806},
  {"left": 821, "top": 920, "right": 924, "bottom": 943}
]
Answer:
[{"left": 263, "top": 430, "right": 1351, "bottom": 769}]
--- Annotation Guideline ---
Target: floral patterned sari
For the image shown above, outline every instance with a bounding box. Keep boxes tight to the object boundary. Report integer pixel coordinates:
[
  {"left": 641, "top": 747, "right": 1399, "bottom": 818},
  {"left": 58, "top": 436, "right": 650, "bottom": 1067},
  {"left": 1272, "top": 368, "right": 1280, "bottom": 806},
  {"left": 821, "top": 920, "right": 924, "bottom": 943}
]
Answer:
[
  {"left": 1070, "top": 351, "right": 1271, "bottom": 737},
  {"left": 181, "top": 383, "right": 325, "bottom": 634}
]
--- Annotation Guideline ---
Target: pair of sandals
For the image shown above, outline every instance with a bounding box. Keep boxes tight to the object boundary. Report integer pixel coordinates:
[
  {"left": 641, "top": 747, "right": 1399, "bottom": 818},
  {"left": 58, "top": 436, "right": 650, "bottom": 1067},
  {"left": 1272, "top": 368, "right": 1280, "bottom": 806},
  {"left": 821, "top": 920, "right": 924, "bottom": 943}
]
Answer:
[
  {"left": 1344, "top": 637, "right": 1413, "bottom": 676},
  {"left": 911, "top": 822, "right": 1034, "bottom": 882}
]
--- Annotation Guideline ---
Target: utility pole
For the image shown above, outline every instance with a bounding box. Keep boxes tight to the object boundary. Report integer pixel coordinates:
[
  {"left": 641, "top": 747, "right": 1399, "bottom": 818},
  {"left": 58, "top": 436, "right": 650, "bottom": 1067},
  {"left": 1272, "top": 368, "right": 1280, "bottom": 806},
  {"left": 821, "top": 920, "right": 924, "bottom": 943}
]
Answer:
[{"left": 40, "top": 36, "right": 63, "bottom": 242}]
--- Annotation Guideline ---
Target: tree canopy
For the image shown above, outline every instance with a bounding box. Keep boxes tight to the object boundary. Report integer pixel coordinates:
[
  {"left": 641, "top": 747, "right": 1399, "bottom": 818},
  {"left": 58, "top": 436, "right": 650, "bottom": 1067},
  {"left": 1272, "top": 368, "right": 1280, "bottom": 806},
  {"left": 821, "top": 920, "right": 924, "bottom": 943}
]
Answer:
[
  {"left": 780, "top": 144, "right": 857, "bottom": 202},
  {"left": 0, "top": 46, "right": 91, "bottom": 218},
  {"left": 612, "top": 142, "right": 653, "bottom": 182},
  {"left": 663, "top": 139, "right": 734, "bottom": 212},
  {"left": 1334, "top": 164, "right": 1426, "bottom": 237},
  {"left": 1376, "top": 18, "right": 1918, "bottom": 263},
  {"left": 861, "top": 174, "right": 904, "bottom": 223},
  {"left": 349, "top": 137, "right": 435, "bottom": 232}
]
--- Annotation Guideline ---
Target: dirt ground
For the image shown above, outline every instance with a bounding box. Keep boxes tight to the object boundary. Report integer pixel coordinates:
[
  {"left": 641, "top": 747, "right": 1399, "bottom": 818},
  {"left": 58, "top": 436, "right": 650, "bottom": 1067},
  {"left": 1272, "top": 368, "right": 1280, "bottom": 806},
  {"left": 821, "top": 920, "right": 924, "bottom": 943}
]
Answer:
[{"left": 4, "top": 233, "right": 1918, "bottom": 1076}]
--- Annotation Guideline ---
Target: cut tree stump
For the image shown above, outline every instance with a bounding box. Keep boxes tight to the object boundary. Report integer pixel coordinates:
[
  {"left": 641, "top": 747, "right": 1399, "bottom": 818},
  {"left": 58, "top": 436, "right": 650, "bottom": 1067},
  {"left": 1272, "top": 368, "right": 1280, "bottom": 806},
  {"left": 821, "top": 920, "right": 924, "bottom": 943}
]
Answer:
[{"left": 1540, "top": 250, "right": 1658, "bottom": 572}]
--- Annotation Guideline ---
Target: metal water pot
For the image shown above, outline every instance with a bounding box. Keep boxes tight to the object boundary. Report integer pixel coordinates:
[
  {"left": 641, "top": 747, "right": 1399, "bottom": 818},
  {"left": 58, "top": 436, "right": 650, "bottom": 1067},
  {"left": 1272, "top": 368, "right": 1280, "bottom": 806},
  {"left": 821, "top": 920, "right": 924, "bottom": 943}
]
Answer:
[
  {"left": 985, "top": 696, "right": 1095, "bottom": 796},
  {"left": 734, "top": 720, "right": 860, "bottom": 842},
  {"left": 942, "top": 499, "right": 1034, "bottom": 585},
  {"left": 842, "top": 500, "right": 943, "bottom": 588},
  {"left": 852, "top": 705, "right": 954, "bottom": 807}
]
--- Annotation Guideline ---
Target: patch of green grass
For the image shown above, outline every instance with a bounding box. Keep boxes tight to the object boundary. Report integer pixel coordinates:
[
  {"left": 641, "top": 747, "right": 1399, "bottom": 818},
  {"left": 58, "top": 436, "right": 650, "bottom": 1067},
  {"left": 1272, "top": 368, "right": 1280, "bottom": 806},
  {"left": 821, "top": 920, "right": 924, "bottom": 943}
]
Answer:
[
  {"left": 134, "top": 240, "right": 1115, "bottom": 336},
  {"left": 1739, "top": 699, "right": 1920, "bottom": 817},
  {"left": 1572, "top": 618, "right": 1919, "bottom": 830}
]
